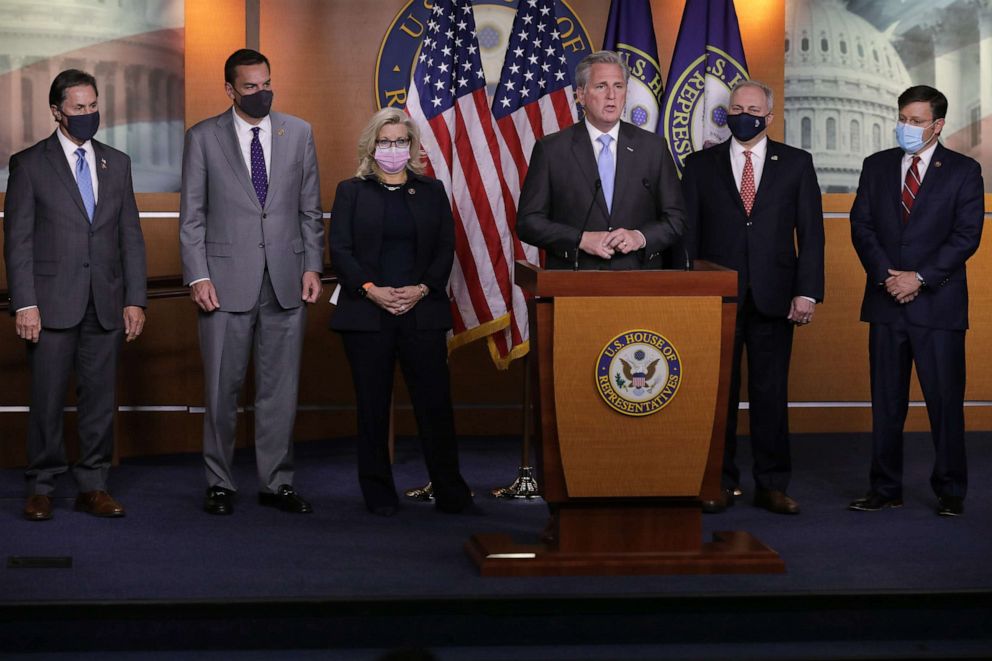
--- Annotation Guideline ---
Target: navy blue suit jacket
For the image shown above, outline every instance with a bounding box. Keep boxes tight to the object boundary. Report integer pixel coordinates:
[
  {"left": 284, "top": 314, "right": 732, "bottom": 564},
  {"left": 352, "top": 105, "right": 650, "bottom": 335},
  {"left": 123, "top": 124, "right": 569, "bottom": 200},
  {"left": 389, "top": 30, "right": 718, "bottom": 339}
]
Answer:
[
  {"left": 682, "top": 138, "right": 824, "bottom": 317},
  {"left": 850, "top": 143, "right": 984, "bottom": 331}
]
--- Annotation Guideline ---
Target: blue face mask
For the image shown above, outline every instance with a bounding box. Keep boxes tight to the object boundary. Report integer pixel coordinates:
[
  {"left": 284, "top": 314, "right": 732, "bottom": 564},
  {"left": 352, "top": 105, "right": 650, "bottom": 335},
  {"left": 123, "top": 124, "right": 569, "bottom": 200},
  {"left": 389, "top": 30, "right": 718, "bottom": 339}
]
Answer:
[{"left": 895, "top": 121, "right": 933, "bottom": 154}]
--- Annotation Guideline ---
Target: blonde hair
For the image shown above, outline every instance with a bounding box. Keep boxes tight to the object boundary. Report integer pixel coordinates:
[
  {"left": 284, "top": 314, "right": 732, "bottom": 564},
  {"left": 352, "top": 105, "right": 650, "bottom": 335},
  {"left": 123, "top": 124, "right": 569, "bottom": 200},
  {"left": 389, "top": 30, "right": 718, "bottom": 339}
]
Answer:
[{"left": 355, "top": 107, "right": 425, "bottom": 178}]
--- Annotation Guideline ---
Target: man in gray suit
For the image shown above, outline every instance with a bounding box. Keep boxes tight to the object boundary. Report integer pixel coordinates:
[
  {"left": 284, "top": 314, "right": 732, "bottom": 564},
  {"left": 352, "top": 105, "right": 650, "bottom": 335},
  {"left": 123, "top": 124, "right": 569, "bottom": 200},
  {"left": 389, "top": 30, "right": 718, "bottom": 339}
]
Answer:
[
  {"left": 180, "top": 49, "right": 323, "bottom": 515},
  {"left": 4, "top": 69, "right": 147, "bottom": 521}
]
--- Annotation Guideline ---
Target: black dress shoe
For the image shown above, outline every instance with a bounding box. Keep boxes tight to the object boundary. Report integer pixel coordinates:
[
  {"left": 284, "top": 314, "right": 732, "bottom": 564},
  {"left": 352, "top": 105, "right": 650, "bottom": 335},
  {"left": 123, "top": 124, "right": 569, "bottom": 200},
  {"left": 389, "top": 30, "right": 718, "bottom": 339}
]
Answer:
[
  {"left": 753, "top": 489, "right": 800, "bottom": 515},
  {"left": 701, "top": 489, "right": 735, "bottom": 514},
  {"left": 848, "top": 492, "right": 903, "bottom": 512},
  {"left": 259, "top": 485, "right": 313, "bottom": 513},
  {"left": 937, "top": 496, "right": 964, "bottom": 517},
  {"left": 204, "top": 487, "right": 234, "bottom": 515}
]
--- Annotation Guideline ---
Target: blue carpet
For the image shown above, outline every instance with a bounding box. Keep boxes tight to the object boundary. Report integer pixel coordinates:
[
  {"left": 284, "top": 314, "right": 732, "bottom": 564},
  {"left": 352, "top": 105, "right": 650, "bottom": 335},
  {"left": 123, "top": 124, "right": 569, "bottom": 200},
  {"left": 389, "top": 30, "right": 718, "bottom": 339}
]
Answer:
[{"left": 1, "top": 432, "right": 990, "bottom": 603}]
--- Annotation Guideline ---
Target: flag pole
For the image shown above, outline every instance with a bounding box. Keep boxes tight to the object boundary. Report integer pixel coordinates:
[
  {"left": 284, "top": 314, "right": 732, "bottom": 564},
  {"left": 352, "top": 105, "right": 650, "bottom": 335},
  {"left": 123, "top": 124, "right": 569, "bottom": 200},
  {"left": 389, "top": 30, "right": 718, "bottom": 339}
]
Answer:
[{"left": 491, "top": 353, "right": 540, "bottom": 499}]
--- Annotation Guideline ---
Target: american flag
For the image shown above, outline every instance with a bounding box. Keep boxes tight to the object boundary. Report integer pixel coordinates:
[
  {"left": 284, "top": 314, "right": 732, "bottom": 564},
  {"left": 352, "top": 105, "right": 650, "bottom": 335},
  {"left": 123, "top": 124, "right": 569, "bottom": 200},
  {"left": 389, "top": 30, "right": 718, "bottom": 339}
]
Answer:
[
  {"left": 490, "top": 0, "right": 578, "bottom": 366},
  {"left": 405, "top": 0, "right": 519, "bottom": 368}
]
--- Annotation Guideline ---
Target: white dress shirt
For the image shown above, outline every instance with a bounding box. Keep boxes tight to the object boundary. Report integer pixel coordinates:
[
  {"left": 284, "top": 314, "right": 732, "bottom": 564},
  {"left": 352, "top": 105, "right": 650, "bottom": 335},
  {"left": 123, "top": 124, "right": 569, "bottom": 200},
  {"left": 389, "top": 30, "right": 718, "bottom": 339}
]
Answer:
[
  {"left": 584, "top": 118, "right": 620, "bottom": 175},
  {"left": 900, "top": 139, "right": 938, "bottom": 185},
  {"left": 231, "top": 105, "right": 271, "bottom": 179},
  {"left": 729, "top": 135, "right": 767, "bottom": 192},
  {"left": 56, "top": 126, "right": 98, "bottom": 203}
]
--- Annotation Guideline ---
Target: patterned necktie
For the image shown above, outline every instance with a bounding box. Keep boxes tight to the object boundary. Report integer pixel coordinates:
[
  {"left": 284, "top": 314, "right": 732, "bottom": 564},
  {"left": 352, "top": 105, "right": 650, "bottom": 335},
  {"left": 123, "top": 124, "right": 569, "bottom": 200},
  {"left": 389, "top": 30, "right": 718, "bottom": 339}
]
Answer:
[
  {"left": 740, "top": 150, "right": 756, "bottom": 216},
  {"left": 250, "top": 126, "right": 268, "bottom": 208},
  {"left": 597, "top": 134, "right": 615, "bottom": 214},
  {"left": 901, "top": 155, "right": 921, "bottom": 224},
  {"left": 74, "top": 148, "right": 95, "bottom": 223}
]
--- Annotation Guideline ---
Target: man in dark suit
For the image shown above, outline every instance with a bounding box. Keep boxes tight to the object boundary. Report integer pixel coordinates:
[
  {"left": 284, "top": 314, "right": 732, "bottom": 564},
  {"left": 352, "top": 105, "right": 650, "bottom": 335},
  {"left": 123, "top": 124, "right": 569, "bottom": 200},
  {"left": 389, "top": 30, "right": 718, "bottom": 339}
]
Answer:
[
  {"left": 517, "top": 50, "right": 686, "bottom": 269},
  {"left": 682, "top": 80, "right": 824, "bottom": 515},
  {"left": 849, "top": 85, "right": 983, "bottom": 518},
  {"left": 180, "top": 49, "right": 323, "bottom": 516},
  {"left": 3, "top": 69, "right": 146, "bottom": 521}
]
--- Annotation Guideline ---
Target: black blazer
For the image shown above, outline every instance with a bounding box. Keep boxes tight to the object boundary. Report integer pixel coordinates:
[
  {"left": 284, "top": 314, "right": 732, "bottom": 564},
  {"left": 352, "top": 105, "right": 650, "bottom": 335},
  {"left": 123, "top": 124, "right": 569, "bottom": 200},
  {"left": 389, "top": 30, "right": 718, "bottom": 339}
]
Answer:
[
  {"left": 682, "top": 138, "right": 824, "bottom": 317},
  {"left": 850, "top": 143, "right": 984, "bottom": 331},
  {"left": 516, "top": 121, "right": 686, "bottom": 270},
  {"left": 3, "top": 132, "right": 146, "bottom": 330},
  {"left": 329, "top": 173, "right": 454, "bottom": 331}
]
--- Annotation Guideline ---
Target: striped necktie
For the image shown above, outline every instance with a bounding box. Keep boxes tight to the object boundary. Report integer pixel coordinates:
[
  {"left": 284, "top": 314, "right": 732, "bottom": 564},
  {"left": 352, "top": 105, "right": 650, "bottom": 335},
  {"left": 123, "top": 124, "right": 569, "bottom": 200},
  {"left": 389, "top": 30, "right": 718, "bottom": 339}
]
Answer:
[{"left": 901, "top": 155, "right": 921, "bottom": 224}]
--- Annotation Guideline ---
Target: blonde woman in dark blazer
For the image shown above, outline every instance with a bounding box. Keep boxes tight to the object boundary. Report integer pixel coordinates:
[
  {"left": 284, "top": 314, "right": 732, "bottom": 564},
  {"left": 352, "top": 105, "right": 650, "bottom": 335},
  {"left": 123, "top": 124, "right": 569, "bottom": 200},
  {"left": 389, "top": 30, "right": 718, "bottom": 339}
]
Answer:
[{"left": 330, "top": 108, "right": 473, "bottom": 516}]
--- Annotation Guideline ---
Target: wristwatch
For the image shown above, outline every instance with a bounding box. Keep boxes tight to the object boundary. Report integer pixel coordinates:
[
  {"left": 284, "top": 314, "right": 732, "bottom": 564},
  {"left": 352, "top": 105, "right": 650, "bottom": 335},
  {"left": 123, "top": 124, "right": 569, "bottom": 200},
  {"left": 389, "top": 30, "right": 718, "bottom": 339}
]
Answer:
[{"left": 358, "top": 281, "right": 374, "bottom": 298}]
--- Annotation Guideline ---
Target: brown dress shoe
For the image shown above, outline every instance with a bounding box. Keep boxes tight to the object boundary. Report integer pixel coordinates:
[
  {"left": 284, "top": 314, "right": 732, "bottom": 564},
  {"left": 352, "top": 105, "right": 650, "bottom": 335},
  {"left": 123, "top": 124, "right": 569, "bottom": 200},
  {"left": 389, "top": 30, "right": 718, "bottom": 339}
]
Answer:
[
  {"left": 24, "top": 495, "right": 53, "bottom": 521},
  {"left": 753, "top": 489, "right": 800, "bottom": 515},
  {"left": 75, "top": 491, "right": 125, "bottom": 517}
]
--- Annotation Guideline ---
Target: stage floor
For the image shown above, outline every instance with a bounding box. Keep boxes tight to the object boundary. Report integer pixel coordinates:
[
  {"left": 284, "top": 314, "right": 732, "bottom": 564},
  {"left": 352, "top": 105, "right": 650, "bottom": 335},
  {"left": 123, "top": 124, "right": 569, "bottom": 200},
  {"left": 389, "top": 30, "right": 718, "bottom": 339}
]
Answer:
[{"left": 1, "top": 432, "right": 991, "bottom": 657}]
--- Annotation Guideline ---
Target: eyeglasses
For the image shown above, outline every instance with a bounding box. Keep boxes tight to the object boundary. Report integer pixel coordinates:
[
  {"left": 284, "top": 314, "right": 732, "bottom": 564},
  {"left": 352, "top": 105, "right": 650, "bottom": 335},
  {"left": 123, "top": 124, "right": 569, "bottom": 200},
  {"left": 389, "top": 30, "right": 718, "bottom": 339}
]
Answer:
[
  {"left": 900, "top": 118, "right": 935, "bottom": 128},
  {"left": 375, "top": 138, "right": 411, "bottom": 149}
]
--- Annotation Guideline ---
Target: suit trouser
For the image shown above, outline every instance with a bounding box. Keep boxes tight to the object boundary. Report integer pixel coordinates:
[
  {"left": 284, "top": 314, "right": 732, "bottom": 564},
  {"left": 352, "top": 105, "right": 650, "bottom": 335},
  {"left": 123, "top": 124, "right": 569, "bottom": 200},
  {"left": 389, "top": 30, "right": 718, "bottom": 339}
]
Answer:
[
  {"left": 339, "top": 312, "right": 471, "bottom": 511},
  {"left": 723, "top": 290, "right": 795, "bottom": 493},
  {"left": 25, "top": 299, "right": 122, "bottom": 495},
  {"left": 199, "top": 271, "right": 305, "bottom": 493},
  {"left": 868, "top": 319, "right": 967, "bottom": 500}
]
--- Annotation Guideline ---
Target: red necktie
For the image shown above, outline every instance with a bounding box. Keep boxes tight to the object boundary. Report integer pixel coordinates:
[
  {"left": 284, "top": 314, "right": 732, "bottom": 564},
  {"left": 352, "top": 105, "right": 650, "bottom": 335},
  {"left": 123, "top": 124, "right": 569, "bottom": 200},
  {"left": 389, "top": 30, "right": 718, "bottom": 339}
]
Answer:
[
  {"left": 741, "top": 150, "right": 755, "bottom": 216},
  {"left": 901, "top": 155, "right": 921, "bottom": 224}
]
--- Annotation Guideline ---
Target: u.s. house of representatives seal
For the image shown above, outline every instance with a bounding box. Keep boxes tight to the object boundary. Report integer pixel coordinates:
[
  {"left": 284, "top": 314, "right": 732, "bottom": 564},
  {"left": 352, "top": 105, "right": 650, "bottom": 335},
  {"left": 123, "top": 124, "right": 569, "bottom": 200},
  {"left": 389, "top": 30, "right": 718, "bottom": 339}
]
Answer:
[{"left": 596, "top": 329, "right": 682, "bottom": 417}]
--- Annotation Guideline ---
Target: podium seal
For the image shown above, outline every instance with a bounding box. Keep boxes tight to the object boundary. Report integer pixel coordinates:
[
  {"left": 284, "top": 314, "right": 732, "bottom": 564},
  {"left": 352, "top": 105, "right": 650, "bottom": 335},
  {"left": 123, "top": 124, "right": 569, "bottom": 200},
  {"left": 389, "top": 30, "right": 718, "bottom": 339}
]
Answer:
[{"left": 595, "top": 329, "right": 682, "bottom": 417}]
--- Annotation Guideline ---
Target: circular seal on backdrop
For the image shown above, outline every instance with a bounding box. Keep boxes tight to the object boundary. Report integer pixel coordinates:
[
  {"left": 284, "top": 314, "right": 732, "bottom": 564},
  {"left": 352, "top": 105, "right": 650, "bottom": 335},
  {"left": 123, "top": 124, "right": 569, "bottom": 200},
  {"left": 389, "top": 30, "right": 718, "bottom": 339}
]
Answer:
[
  {"left": 375, "top": 0, "right": 592, "bottom": 110},
  {"left": 595, "top": 329, "right": 682, "bottom": 417},
  {"left": 616, "top": 43, "right": 664, "bottom": 129},
  {"left": 662, "top": 46, "right": 748, "bottom": 172}
]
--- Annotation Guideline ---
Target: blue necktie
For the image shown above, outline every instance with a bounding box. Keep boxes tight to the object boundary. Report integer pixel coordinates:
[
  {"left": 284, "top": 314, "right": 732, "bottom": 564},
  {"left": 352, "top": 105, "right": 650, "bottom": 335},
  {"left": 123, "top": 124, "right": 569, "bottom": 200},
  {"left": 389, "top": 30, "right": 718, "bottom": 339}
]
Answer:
[
  {"left": 74, "top": 148, "right": 95, "bottom": 223},
  {"left": 597, "top": 134, "right": 614, "bottom": 214},
  {"left": 250, "top": 126, "right": 268, "bottom": 208}
]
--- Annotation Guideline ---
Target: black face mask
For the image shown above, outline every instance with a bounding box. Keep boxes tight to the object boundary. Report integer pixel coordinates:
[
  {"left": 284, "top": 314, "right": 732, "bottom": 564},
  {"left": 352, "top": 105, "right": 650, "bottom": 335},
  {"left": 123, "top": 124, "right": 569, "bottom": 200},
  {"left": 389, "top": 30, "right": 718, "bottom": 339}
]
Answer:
[
  {"left": 235, "top": 89, "right": 273, "bottom": 119},
  {"left": 63, "top": 111, "right": 100, "bottom": 142},
  {"left": 726, "top": 112, "right": 767, "bottom": 142}
]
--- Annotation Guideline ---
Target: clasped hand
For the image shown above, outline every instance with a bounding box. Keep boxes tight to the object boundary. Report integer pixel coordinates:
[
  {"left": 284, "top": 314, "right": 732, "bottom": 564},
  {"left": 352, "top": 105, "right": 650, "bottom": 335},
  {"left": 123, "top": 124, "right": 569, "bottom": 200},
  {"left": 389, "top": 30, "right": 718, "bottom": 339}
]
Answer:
[
  {"left": 367, "top": 285, "right": 423, "bottom": 315},
  {"left": 579, "top": 229, "right": 645, "bottom": 259},
  {"left": 884, "top": 269, "right": 921, "bottom": 305}
]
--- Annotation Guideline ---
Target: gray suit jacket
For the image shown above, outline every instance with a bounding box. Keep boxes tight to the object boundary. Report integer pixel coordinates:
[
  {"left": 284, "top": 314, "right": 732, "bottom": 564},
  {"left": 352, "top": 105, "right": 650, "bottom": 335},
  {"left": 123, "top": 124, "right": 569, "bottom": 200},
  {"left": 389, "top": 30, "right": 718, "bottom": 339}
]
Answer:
[
  {"left": 179, "top": 109, "right": 323, "bottom": 312},
  {"left": 517, "top": 121, "right": 686, "bottom": 270},
  {"left": 3, "top": 132, "right": 146, "bottom": 330}
]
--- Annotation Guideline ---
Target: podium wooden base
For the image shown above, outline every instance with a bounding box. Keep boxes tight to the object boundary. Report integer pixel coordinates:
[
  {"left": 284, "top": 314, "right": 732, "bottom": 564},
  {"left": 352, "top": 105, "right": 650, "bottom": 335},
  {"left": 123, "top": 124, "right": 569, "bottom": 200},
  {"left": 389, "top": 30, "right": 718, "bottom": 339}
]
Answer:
[{"left": 466, "top": 531, "right": 786, "bottom": 577}]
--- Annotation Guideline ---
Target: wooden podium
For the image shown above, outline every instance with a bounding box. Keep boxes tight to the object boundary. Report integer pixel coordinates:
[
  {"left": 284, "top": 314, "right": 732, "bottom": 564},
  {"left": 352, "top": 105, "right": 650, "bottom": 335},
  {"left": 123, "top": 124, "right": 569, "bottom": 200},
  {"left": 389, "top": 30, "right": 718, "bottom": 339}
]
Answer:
[{"left": 466, "top": 261, "right": 785, "bottom": 576}]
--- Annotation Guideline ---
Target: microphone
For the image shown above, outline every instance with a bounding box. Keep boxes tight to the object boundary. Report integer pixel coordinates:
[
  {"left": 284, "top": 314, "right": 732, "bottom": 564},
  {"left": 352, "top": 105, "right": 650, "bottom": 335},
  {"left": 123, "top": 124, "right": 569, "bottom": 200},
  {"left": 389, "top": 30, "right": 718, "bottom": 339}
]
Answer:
[
  {"left": 574, "top": 179, "right": 602, "bottom": 271},
  {"left": 641, "top": 177, "right": 691, "bottom": 270}
]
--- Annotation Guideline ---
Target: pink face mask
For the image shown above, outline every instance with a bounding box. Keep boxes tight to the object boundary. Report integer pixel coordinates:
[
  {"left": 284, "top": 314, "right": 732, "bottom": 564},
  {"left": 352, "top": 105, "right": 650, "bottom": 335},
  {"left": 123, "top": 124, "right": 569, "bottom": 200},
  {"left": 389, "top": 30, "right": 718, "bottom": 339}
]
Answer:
[{"left": 374, "top": 146, "right": 410, "bottom": 174}]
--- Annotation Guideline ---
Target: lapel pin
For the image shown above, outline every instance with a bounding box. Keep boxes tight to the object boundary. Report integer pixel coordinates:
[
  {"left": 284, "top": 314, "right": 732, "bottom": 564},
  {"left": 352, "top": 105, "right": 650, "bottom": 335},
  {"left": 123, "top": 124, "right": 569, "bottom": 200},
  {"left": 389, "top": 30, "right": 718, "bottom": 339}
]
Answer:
[
  {"left": 770, "top": 154, "right": 778, "bottom": 161},
  {"left": 626, "top": 146, "right": 634, "bottom": 152},
  {"left": 100, "top": 158, "right": 108, "bottom": 169},
  {"left": 934, "top": 161, "right": 942, "bottom": 168},
  {"left": 408, "top": 188, "right": 416, "bottom": 195},
  {"left": 277, "top": 128, "right": 285, "bottom": 136}
]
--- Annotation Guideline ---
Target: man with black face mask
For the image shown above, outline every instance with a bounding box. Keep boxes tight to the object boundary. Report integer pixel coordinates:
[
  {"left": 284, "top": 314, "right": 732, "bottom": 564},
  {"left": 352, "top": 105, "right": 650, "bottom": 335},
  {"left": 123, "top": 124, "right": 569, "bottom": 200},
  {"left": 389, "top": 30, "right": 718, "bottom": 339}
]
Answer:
[
  {"left": 3, "top": 69, "right": 147, "bottom": 521},
  {"left": 681, "top": 79, "right": 824, "bottom": 516},
  {"left": 180, "top": 49, "right": 323, "bottom": 516}
]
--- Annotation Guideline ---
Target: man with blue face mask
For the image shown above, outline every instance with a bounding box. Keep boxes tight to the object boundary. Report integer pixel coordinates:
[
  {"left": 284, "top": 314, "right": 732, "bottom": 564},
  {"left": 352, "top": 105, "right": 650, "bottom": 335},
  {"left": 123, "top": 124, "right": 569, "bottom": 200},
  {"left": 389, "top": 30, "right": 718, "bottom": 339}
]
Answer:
[
  {"left": 682, "top": 79, "right": 824, "bottom": 516},
  {"left": 849, "top": 85, "right": 984, "bottom": 518}
]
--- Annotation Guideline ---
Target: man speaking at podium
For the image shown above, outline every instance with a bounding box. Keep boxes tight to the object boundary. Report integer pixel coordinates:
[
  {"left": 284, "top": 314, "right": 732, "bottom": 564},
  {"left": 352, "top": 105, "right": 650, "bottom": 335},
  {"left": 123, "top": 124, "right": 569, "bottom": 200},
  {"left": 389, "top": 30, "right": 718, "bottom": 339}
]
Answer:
[{"left": 517, "top": 50, "right": 686, "bottom": 269}]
